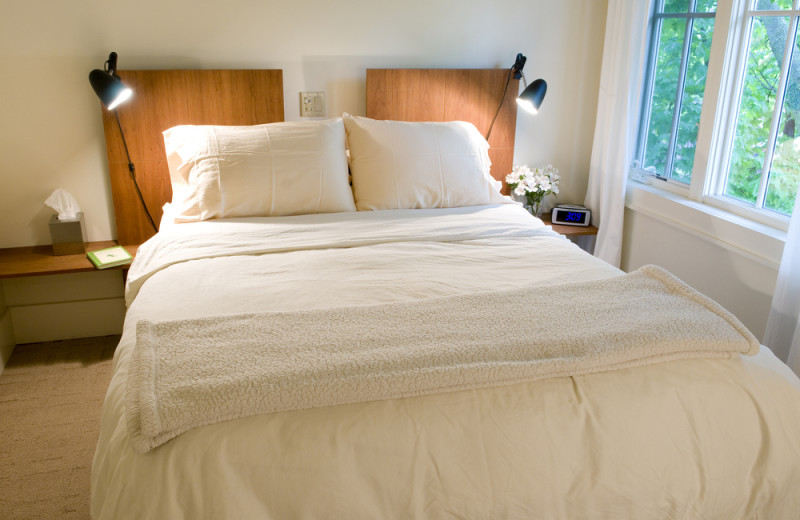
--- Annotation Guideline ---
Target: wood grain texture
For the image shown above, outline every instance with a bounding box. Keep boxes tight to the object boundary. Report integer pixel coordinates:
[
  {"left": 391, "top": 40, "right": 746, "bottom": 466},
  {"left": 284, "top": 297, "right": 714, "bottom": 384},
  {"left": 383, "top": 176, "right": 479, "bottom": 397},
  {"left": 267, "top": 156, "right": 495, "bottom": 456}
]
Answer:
[
  {"left": 366, "top": 69, "right": 518, "bottom": 189},
  {"left": 99, "top": 70, "right": 284, "bottom": 245},
  {"left": 0, "top": 242, "right": 140, "bottom": 278}
]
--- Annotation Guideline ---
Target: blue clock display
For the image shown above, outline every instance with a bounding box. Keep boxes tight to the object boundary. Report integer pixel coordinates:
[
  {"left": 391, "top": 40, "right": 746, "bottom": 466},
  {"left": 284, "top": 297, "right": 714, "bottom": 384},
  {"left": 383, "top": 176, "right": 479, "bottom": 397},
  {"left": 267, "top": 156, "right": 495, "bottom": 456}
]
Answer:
[{"left": 551, "top": 205, "right": 591, "bottom": 227}]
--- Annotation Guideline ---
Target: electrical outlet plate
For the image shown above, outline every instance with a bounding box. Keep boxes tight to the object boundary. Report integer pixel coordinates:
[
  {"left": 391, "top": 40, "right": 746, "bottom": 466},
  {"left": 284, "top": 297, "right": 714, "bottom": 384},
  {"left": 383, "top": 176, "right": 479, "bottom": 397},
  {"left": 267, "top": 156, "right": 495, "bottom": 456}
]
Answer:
[{"left": 300, "top": 91, "right": 326, "bottom": 117}]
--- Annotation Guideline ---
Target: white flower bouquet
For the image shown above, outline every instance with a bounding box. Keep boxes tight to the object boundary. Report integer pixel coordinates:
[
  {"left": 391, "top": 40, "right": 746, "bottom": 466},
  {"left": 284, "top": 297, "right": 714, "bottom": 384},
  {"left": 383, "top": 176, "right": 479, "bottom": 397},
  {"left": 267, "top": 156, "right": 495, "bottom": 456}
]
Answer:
[{"left": 505, "top": 164, "right": 560, "bottom": 217}]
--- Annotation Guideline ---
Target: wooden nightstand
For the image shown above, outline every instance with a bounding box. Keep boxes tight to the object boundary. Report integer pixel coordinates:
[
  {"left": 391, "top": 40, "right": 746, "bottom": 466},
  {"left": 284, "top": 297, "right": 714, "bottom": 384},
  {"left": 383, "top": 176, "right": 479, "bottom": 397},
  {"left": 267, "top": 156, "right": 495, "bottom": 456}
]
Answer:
[
  {"left": 541, "top": 212, "right": 598, "bottom": 238},
  {"left": 0, "top": 242, "right": 140, "bottom": 345},
  {"left": 0, "top": 242, "right": 139, "bottom": 278}
]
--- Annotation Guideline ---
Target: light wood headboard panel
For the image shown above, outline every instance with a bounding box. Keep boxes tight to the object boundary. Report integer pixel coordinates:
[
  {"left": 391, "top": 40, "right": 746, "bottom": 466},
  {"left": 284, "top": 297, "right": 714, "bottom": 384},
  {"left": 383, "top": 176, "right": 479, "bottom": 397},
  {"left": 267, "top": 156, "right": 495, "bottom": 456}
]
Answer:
[
  {"left": 366, "top": 69, "right": 518, "bottom": 189},
  {"left": 100, "top": 70, "right": 284, "bottom": 245}
]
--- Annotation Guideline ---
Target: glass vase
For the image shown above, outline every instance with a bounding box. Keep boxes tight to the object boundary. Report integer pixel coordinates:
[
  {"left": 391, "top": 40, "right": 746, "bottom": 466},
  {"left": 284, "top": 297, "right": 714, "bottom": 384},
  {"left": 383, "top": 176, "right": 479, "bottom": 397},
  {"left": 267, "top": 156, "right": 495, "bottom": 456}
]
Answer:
[{"left": 525, "top": 199, "right": 544, "bottom": 218}]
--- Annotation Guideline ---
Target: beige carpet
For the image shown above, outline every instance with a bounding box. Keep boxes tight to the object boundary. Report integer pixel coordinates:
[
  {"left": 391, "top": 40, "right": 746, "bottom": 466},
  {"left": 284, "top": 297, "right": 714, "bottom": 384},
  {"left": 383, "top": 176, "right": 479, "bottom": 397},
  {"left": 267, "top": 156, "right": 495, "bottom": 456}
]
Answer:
[{"left": 0, "top": 335, "right": 118, "bottom": 520}]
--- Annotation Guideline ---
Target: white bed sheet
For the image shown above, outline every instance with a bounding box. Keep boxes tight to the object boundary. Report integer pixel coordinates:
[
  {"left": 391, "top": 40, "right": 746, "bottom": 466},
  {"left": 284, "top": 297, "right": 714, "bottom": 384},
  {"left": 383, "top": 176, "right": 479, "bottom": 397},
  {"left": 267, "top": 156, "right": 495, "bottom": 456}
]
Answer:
[{"left": 92, "top": 205, "right": 800, "bottom": 519}]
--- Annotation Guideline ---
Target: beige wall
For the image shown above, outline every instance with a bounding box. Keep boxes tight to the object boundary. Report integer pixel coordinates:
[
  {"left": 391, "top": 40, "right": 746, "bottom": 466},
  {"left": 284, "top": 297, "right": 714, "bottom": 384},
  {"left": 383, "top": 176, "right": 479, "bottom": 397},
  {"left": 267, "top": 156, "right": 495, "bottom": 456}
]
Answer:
[
  {"left": 0, "top": 284, "right": 13, "bottom": 374},
  {"left": 0, "top": 0, "right": 608, "bottom": 249}
]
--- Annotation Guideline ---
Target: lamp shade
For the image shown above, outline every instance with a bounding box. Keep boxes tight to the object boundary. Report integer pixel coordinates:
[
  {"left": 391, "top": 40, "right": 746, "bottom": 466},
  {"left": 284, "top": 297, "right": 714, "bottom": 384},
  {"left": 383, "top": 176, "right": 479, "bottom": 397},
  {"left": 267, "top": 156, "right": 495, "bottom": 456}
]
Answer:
[
  {"left": 89, "top": 62, "right": 132, "bottom": 110},
  {"left": 516, "top": 78, "right": 547, "bottom": 115}
]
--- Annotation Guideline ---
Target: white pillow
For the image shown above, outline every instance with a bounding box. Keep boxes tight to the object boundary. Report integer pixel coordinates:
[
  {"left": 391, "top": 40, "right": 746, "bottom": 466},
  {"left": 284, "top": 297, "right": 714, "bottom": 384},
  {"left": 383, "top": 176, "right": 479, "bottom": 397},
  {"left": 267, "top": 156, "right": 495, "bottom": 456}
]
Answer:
[
  {"left": 163, "top": 118, "right": 356, "bottom": 221},
  {"left": 342, "top": 113, "right": 510, "bottom": 211}
]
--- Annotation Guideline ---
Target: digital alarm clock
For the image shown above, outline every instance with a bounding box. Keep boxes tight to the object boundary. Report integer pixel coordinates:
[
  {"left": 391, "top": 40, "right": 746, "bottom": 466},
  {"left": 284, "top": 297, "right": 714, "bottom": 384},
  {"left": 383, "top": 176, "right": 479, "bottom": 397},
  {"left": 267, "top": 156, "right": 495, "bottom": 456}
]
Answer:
[{"left": 551, "top": 204, "right": 592, "bottom": 227}]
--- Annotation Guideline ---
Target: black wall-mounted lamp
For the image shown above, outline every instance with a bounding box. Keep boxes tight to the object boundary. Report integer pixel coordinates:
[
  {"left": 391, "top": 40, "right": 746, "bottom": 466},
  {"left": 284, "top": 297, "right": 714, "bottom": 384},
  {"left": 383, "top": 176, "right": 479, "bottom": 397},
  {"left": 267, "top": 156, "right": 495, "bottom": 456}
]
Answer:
[
  {"left": 512, "top": 53, "right": 547, "bottom": 115},
  {"left": 89, "top": 52, "right": 132, "bottom": 110},
  {"left": 486, "top": 52, "right": 548, "bottom": 140},
  {"left": 89, "top": 52, "right": 158, "bottom": 233}
]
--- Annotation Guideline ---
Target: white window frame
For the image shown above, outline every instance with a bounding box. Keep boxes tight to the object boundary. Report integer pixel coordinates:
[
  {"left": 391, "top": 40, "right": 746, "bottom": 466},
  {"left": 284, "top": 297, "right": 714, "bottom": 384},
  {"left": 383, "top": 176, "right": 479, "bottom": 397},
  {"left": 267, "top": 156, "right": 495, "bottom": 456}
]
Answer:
[
  {"left": 633, "top": 0, "right": 800, "bottom": 232},
  {"left": 636, "top": 0, "right": 716, "bottom": 184}
]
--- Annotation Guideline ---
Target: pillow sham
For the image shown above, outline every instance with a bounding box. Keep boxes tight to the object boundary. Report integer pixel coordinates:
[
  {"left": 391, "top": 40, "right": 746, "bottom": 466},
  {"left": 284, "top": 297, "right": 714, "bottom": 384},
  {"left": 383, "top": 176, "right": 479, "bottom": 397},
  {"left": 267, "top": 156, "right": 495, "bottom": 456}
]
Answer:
[
  {"left": 163, "top": 118, "right": 356, "bottom": 221},
  {"left": 342, "top": 113, "right": 510, "bottom": 211}
]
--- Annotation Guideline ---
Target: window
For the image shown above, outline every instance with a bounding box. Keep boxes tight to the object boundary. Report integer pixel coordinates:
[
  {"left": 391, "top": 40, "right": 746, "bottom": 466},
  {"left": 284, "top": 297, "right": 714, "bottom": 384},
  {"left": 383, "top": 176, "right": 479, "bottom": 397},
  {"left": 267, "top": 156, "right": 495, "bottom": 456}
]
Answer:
[
  {"left": 638, "top": 0, "right": 717, "bottom": 184},
  {"left": 635, "top": 0, "right": 800, "bottom": 222}
]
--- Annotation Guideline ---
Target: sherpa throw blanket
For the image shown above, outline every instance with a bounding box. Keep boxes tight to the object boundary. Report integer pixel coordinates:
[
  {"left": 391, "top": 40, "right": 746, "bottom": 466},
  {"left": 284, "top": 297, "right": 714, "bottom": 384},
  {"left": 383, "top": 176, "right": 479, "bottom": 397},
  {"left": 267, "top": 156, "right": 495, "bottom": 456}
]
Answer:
[{"left": 127, "top": 265, "right": 759, "bottom": 453}]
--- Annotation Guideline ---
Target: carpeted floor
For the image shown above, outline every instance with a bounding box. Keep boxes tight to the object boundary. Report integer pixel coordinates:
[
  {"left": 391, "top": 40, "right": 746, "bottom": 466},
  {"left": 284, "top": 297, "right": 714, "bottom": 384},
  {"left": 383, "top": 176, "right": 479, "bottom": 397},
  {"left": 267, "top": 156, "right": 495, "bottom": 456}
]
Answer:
[{"left": 0, "top": 335, "right": 118, "bottom": 520}]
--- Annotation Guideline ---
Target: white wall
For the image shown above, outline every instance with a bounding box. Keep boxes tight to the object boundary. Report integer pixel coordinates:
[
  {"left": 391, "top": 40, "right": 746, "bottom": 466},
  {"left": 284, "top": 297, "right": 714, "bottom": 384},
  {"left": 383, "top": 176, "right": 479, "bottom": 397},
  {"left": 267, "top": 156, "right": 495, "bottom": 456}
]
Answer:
[
  {"left": 621, "top": 207, "right": 779, "bottom": 340},
  {"left": 0, "top": 0, "right": 608, "bottom": 249},
  {"left": 0, "top": 0, "right": 779, "bottom": 350}
]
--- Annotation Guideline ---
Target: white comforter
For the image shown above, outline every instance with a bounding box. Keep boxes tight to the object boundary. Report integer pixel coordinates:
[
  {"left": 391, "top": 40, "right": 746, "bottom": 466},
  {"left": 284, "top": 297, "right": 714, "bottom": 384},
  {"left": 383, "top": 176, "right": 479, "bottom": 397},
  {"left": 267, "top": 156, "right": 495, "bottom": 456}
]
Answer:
[{"left": 92, "top": 204, "right": 800, "bottom": 519}]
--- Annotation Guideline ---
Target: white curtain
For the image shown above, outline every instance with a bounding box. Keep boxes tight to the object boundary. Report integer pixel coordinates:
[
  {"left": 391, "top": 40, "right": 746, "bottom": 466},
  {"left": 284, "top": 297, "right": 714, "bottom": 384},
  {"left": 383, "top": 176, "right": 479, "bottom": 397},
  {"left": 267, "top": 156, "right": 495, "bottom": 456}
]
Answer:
[
  {"left": 763, "top": 188, "right": 800, "bottom": 375},
  {"left": 584, "top": 0, "right": 652, "bottom": 267}
]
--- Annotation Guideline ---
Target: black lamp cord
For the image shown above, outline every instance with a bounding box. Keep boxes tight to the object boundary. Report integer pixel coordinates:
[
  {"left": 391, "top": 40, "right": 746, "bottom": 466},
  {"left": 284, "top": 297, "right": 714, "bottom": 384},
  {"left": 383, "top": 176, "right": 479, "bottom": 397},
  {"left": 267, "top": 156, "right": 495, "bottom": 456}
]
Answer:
[
  {"left": 114, "top": 109, "right": 158, "bottom": 233},
  {"left": 485, "top": 66, "right": 516, "bottom": 142}
]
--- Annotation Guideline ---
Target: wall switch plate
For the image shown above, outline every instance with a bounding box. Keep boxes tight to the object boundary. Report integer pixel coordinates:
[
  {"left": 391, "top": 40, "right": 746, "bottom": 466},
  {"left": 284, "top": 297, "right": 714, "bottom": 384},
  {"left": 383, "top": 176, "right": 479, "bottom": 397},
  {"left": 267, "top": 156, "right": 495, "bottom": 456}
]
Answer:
[{"left": 300, "top": 91, "right": 326, "bottom": 117}]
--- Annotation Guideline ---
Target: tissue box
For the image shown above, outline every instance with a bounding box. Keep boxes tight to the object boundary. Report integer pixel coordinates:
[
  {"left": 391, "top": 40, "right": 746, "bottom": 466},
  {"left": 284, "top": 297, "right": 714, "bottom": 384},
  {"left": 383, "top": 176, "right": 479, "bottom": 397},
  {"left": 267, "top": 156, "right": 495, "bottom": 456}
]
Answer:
[{"left": 49, "top": 213, "right": 87, "bottom": 255}]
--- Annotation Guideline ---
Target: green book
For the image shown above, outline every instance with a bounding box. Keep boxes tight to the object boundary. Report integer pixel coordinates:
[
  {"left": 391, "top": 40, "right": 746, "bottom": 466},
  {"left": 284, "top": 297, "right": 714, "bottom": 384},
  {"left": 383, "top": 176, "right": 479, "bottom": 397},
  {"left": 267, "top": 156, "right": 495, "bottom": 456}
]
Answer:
[{"left": 87, "top": 246, "right": 133, "bottom": 269}]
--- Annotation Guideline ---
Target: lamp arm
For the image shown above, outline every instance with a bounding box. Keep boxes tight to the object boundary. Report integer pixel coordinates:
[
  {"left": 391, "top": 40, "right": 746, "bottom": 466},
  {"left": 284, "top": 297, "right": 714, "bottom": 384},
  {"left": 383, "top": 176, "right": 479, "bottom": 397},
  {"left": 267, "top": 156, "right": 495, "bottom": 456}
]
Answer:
[
  {"left": 114, "top": 109, "right": 158, "bottom": 233},
  {"left": 485, "top": 65, "right": 514, "bottom": 141}
]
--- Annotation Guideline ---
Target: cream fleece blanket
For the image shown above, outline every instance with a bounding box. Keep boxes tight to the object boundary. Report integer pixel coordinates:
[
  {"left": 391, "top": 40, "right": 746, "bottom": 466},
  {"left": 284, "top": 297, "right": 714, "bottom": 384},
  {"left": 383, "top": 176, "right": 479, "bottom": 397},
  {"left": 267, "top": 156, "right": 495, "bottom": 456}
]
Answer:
[{"left": 127, "top": 265, "right": 759, "bottom": 453}]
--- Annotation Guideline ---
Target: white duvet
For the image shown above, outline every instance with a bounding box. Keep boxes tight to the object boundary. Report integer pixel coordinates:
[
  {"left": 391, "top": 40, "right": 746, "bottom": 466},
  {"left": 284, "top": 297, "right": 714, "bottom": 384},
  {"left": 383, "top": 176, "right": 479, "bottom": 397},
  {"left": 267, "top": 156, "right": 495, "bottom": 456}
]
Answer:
[{"left": 92, "top": 204, "right": 800, "bottom": 519}]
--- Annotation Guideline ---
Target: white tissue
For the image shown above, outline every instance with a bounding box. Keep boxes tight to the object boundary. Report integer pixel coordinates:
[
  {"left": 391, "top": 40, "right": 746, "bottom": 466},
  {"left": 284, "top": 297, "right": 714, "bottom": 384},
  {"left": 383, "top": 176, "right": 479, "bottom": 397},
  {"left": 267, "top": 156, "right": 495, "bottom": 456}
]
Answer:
[{"left": 45, "top": 189, "right": 82, "bottom": 220}]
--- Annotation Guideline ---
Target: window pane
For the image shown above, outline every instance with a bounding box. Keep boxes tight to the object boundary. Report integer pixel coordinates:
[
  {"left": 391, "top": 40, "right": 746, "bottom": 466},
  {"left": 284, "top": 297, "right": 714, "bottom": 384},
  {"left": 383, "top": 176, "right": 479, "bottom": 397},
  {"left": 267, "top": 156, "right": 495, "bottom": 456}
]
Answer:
[
  {"left": 643, "top": 18, "right": 688, "bottom": 175},
  {"left": 664, "top": 0, "right": 690, "bottom": 13},
  {"left": 695, "top": 0, "right": 718, "bottom": 13},
  {"left": 671, "top": 17, "right": 715, "bottom": 183},
  {"left": 753, "top": 0, "right": 794, "bottom": 11},
  {"left": 764, "top": 26, "right": 800, "bottom": 215},
  {"left": 725, "top": 16, "right": 787, "bottom": 205}
]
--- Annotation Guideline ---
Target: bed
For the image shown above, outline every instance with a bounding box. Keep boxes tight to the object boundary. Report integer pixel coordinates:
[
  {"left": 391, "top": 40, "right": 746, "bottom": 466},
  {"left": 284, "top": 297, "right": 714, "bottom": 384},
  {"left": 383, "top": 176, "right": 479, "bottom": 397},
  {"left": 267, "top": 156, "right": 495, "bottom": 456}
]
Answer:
[{"left": 90, "top": 69, "right": 800, "bottom": 519}]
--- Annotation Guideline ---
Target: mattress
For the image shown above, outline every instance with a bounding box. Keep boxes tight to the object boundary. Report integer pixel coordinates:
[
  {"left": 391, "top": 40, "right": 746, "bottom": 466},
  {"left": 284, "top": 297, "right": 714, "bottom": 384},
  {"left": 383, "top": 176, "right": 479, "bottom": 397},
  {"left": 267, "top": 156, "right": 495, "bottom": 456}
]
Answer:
[{"left": 91, "top": 204, "right": 800, "bottom": 519}]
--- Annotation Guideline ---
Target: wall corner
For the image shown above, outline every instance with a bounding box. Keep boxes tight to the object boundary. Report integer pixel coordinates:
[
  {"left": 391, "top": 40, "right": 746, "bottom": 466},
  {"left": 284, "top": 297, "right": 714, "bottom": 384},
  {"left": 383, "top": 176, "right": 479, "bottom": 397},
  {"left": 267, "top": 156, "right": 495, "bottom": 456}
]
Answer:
[{"left": 0, "top": 283, "right": 16, "bottom": 375}]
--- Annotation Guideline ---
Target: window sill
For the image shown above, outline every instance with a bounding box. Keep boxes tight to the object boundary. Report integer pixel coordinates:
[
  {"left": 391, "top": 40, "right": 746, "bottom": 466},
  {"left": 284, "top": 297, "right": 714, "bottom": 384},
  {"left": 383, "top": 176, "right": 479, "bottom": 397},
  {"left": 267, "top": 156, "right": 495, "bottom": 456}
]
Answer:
[{"left": 625, "top": 180, "right": 787, "bottom": 270}]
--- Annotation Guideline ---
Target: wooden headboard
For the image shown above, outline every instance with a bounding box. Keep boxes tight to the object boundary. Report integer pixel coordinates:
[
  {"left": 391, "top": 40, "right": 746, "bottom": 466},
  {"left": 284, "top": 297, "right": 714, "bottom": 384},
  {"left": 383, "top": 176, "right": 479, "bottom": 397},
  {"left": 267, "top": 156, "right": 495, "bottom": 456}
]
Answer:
[
  {"left": 101, "top": 68, "right": 516, "bottom": 245},
  {"left": 366, "top": 69, "right": 518, "bottom": 187},
  {"left": 99, "top": 70, "right": 284, "bottom": 245}
]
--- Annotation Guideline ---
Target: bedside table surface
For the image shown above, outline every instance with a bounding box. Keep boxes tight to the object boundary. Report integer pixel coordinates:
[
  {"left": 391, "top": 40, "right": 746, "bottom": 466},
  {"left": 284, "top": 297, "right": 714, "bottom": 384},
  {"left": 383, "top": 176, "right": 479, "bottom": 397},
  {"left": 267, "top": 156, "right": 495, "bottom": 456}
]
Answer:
[
  {"left": 0, "top": 241, "right": 140, "bottom": 278},
  {"left": 541, "top": 212, "right": 598, "bottom": 237}
]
